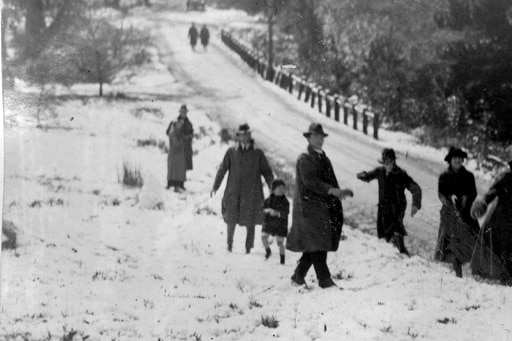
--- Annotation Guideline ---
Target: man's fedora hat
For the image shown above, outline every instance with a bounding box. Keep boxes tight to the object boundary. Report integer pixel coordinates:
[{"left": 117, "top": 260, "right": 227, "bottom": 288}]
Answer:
[
  {"left": 236, "top": 123, "right": 252, "bottom": 135},
  {"left": 303, "top": 123, "right": 328, "bottom": 137},
  {"left": 179, "top": 104, "right": 188, "bottom": 112},
  {"left": 378, "top": 148, "right": 396, "bottom": 164},
  {"left": 444, "top": 147, "right": 468, "bottom": 162}
]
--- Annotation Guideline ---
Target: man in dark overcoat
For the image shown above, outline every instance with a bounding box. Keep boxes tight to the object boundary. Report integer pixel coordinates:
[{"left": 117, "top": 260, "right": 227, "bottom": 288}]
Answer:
[
  {"left": 357, "top": 148, "right": 421, "bottom": 255},
  {"left": 211, "top": 124, "right": 274, "bottom": 253},
  {"left": 471, "top": 145, "right": 512, "bottom": 285},
  {"left": 286, "top": 123, "right": 353, "bottom": 289},
  {"left": 434, "top": 147, "right": 479, "bottom": 277}
]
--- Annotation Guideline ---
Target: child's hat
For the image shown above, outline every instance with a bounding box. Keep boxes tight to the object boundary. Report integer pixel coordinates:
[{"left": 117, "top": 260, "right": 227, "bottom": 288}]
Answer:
[{"left": 271, "top": 179, "right": 286, "bottom": 191}]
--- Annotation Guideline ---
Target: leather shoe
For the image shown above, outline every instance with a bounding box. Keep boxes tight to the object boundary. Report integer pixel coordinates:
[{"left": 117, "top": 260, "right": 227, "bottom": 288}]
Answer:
[
  {"left": 291, "top": 274, "right": 306, "bottom": 286},
  {"left": 318, "top": 278, "right": 337, "bottom": 289}
]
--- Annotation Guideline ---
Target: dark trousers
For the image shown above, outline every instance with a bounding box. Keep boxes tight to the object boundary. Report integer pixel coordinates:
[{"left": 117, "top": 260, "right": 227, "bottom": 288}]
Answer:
[
  {"left": 294, "top": 251, "right": 331, "bottom": 281},
  {"left": 227, "top": 223, "right": 255, "bottom": 251}
]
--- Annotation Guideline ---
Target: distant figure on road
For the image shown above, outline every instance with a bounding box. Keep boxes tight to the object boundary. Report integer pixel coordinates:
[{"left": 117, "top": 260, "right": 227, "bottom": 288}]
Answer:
[
  {"left": 188, "top": 23, "right": 199, "bottom": 52},
  {"left": 211, "top": 124, "right": 274, "bottom": 254},
  {"left": 165, "top": 116, "right": 186, "bottom": 192},
  {"left": 286, "top": 123, "right": 353, "bottom": 289},
  {"left": 471, "top": 145, "right": 512, "bottom": 285},
  {"left": 357, "top": 148, "right": 422, "bottom": 256},
  {"left": 434, "top": 147, "right": 479, "bottom": 278},
  {"left": 200, "top": 24, "right": 210, "bottom": 51},
  {"left": 261, "top": 179, "right": 289, "bottom": 265},
  {"left": 177, "top": 104, "right": 194, "bottom": 172}
]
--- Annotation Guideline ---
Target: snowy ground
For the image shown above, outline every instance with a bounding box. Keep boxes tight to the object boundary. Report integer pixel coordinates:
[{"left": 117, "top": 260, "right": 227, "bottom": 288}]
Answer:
[{"left": 2, "top": 2, "right": 512, "bottom": 341}]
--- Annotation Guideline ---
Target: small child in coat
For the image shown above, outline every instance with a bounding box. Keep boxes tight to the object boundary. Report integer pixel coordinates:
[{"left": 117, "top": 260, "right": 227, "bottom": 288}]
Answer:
[{"left": 262, "top": 179, "right": 290, "bottom": 264}]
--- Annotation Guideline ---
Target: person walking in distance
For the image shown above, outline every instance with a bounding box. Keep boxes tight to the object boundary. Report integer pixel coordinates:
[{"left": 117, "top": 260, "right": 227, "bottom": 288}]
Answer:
[
  {"left": 165, "top": 117, "right": 186, "bottom": 192},
  {"left": 286, "top": 123, "right": 353, "bottom": 289},
  {"left": 262, "top": 179, "right": 290, "bottom": 264},
  {"left": 211, "top": 124, "right": 274, "bottom": 254},
  {"left": 200, "top": 24, "right": 210, "bottom": 51},
  {"left": 434, "top": 147, "right": 479, "bottom": 278},
  {"left": 177, "top": 104, "right": 194, "bottom": 173},
  {"left": 188, "top": 23, "right": 199, "bottom": 52},
  {"left": 357, "top": 148, "right": 422, "bottom": 256}
]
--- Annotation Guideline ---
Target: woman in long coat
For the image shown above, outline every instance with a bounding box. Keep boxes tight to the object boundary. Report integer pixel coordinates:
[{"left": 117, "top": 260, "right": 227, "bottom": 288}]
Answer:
[
  {"left": 165, "top": 119, "right": 186, "bottom": 192},
  {"left": 471, "top": 145, "right": 512, "bottom": 285},
  {"left": 177, "top": 104, "right": 194, "bottom": 171},
  {"left": 211, "top": 124, "right": 274, "bottom": 253},
  {"left": 434, "top": 147, "right": 479, "bottom": 277}
]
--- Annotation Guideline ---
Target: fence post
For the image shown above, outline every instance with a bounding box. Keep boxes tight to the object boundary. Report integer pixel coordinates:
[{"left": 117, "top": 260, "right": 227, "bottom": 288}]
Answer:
[
  {"left": 352, "top": 105, "right": 358, "bottom": 130},
  {"left": 298, "top": 81, "right": 304, "bottom": 100},
  {"left": 311, "top": 88, "right": 316, "bottom": 108},
  {"left": 373, "top": 112, "right": 379, "bottom": 140},
  {"left": 288, "top": 75, "right": 294, "bottom": 94},
  {"left": 305, "top": 85, "right": 311, "bottom": 103},
  {"left": 334, "top": 97, "right": 340, "bottom": 122},
  {"left": 317, "top": 89, "right": 323, "bottom": 113},
  {"left": 362, "top": 109, "right": 368, "bottom": 135},
  {"left": 343, "top": 102, "right": 349, "bottom": 125},
  {"left": 326, "top": 96, "right": 332, "bottom": 118}
]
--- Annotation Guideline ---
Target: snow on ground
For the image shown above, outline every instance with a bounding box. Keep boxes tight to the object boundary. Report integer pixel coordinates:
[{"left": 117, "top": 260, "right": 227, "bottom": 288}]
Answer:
[{"left": 2, "top": 2, "right": 512, "bottom": 341}]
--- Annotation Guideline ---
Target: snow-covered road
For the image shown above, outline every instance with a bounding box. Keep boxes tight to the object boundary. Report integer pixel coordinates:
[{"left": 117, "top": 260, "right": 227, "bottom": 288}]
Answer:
[{"left": 142, "top": 9, "right": 484, "bottom": 259}]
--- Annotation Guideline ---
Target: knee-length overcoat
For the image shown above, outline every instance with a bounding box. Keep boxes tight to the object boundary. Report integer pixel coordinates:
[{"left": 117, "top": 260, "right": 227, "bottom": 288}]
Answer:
[
  {"left": 286, "top": 146, "right": 345, "bottom": 253},
  {"left": 212, "top": 141, "right": 274, "bottom": 226}
]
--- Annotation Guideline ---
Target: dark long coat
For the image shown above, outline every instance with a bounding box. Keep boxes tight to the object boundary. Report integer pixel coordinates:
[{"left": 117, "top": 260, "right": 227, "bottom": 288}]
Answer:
[
  {"left": 471, "top": 164, "right": 512, "bottom": 281},
  {"left": 179, "top": 116, "right": 194, "bottom": 170},
  {"left": 212, "top": 141, "right": 274, "bottom": 226},
  {"left": 262, "top": 194, "right": 290, "bottom": 237},
  {"left": 286, "top": 146, "right": 344, "bottom": 253},
  {"left": 166, "top": 121, "right": 186, "bottom": 182},
  {"left": 434, "top": 166, "right": 479, "bottom": 263},
  {"left": 200, "top": 26, "right": 210, "bottom": 46},
  {"left": 358, "top": 165, "right": 422, "bottom": 239},
  {"left": 188, "top": 26, "right": 198, "bottom": 46}
]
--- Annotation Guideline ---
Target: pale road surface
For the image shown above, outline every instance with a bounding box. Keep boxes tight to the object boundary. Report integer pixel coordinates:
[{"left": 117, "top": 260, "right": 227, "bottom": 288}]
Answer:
[{"left": 147, "top": 9, "right": 490, "bottom": 259}]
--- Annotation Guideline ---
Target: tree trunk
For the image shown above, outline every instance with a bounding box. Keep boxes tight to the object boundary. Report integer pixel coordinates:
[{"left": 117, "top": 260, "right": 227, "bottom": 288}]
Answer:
[
  {"left": 25, "top": 0, "right": 46, "bottom": 56},
  {"left": 99, "top": 81, "right": 103, "bottom": 97}
]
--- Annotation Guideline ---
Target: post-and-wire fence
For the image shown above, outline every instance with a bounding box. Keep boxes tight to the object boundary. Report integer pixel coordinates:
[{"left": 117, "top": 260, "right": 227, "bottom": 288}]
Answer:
[{"left": 220, "top": 29, "right": 380, "bottom": 140}]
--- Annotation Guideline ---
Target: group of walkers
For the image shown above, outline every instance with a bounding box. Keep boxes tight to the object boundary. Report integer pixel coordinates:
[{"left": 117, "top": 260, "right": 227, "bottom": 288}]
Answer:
[
  {"left": 188, "top": 23, "right": 210, "bottom": 52},
  {"left": 166, "top": 113, "right": 512, "bottom": 287}
]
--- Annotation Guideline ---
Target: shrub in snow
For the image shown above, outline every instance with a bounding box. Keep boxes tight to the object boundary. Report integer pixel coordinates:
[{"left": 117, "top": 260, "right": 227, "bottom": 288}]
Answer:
[
  {"left": 138, "top": 173, "right": 164, "bottom": 210},
  {"left": 119, "top": 161, "right": 144, "bottom": 188},
  {"left": 261, "top": 315, "right": 279, "bottom": 328},
  {"left": 2, "top": 220, "right": 18, "bottom": 250}
]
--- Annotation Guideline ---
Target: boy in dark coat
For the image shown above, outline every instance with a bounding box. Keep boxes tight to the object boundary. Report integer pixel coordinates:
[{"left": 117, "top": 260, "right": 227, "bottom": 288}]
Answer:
[
  {"left": 262, "top": 179, "right": 290, "bottom": 264},
  {"left": 357, "top": 148, "right": 422, "bottom": 256},
  {"left": 286, "top": 123, "right": 353, "bottom": 289}
]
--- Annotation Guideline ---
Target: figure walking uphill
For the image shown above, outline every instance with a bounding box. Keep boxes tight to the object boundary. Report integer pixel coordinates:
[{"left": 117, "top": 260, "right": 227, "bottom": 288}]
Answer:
[
  {"left": 262, "top": 179, "right": 290, "bottom": 265},
  {"left": 471, "top": 145, "right": 512, "bottom": 286},
  {"left": 357, "top": 148, "right": 422, "bottom": 256},
  {"left": 434, "top": 147, "right": 479, "bottom": 278},
  {"left": 188, "top": 23, "right": 199, "bottom": 51},
  {"left": 211, "top": 124, "right": 274, "bottom": 254},
  {"left": 286, "top": 123, "right": 353, "bottom": 289}
]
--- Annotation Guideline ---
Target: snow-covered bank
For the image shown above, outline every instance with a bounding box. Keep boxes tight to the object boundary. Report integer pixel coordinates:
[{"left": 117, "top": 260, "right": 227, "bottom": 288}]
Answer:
[{"left": 2, "top": 2, "right": 512, "bottom": 340}]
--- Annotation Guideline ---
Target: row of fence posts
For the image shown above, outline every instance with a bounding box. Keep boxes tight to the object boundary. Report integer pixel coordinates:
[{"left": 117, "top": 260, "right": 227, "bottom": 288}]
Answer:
[{"left": 220, "top": 29, "right": 380, "bottom": 140}]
